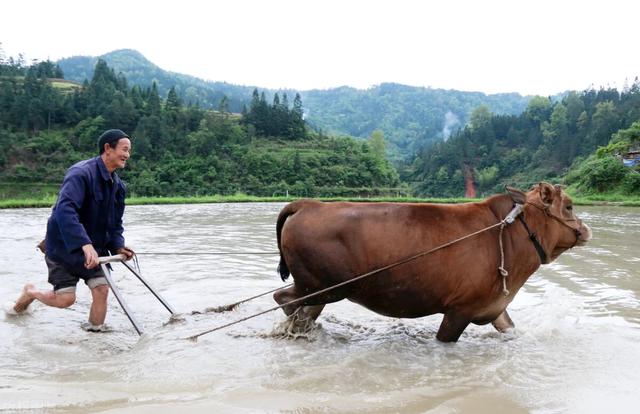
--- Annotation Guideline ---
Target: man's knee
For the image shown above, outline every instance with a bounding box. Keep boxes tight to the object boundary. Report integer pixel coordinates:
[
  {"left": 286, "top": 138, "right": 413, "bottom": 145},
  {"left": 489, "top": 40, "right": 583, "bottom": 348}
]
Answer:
[
  {"left": 57, "top": 292, "right": 76, "bottom": 308},
  {"left": 92, "top": 284, "right": 109, "bottom": 300}
]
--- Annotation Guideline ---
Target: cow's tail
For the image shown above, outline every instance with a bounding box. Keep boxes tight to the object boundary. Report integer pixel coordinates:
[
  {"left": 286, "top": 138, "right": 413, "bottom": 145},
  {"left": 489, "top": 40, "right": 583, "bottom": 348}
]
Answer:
[{"left": 276, "top": 201, "right": 302, "bottom": 282}]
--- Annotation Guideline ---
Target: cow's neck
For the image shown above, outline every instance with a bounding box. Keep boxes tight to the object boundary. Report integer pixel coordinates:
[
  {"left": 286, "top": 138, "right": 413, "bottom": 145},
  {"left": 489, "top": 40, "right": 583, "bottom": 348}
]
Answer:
[
  {"left": 518, "top": 203, "right": 562, "bottom": 265},
  {"left": 516, "top": 214, "right": 549, "bottom": 264}
]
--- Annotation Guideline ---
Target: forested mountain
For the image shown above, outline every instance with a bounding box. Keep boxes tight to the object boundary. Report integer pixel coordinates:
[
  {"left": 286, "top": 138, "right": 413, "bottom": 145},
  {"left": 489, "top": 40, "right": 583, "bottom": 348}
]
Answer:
[
  {"left": 58, "top": 49, "right": 256, "bottom": 113},
  {"left": 413, "top": 84, "right": 640, "bottom": 197},
  {"left": 57, "top": 49, "right": 531, "bottom": 160},
  {"left": 300, "top": 84, "right": 530, "bottom": 159},
  {"left": 0, "top": 57, "right": 401, "bottom": 198}
]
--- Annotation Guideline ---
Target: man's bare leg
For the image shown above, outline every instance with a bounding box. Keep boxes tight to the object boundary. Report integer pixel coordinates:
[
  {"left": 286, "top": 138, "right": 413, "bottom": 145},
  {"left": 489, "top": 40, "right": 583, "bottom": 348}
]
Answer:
[
  {"left": 13, "top": 283, "right": 76, "bottom": 313},
  {"left": 88, "top": 285, "right": 109, "bottom": 326}
]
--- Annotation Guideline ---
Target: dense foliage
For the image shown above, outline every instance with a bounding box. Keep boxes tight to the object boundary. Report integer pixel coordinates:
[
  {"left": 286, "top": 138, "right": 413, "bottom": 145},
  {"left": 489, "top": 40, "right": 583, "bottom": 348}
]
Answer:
[
  {"left": 413, "top": 85, "right": 640, "bottom": 196},
  {"left": 565, "top": 121, "right": 640, "bottom": 194},
  {"left": 0, "top": 54, "right": 401, "bottom": 198}
]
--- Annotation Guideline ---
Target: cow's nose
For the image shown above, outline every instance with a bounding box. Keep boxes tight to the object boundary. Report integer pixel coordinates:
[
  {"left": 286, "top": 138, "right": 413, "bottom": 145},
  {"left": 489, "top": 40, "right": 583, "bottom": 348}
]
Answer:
[{"left": 580, "top": 223, "right": 593, "bottom": 242}]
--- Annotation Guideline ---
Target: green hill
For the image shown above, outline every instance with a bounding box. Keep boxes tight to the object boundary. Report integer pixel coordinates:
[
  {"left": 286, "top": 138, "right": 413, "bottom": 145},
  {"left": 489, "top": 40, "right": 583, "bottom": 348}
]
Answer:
[
  {"left": 413, "top": 87, "right": 640, "bottom": 197},
  {"left": 301, "top": 83, "right": 530, "bottom": 160},
  {"left": 0, "top": 57, "right": 402, "bottom": 200},
  {"left": 57, "top": 49, "right": 256, "bottom": 113},
  {"left": 57, "top": 49, "right": 531, "bottom": 160}
]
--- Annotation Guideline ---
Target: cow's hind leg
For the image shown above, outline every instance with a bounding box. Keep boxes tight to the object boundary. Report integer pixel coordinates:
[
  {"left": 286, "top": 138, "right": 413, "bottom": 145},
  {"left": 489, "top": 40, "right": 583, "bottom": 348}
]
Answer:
[
  {"left": 491, "top": 309, "right": 515, "bottom": 333},
  {"left": 273, "top": 285, "right": 300, "bottom": 316},
  {"left": 274, "top": 285, "right": 326, "bottom": 335},
  {"left": 436, "top": 312, "right": 470, "bottom": 343}
]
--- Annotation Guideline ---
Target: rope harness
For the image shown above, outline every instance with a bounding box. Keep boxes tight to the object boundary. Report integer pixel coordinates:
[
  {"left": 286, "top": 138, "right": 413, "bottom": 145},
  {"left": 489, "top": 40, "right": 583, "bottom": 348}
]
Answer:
[
  {"left": 517, "top": 201, "right": 583, "bottom": 264},
  {"left": 135, "top": 251, "right": 279, "bottom": 256}
]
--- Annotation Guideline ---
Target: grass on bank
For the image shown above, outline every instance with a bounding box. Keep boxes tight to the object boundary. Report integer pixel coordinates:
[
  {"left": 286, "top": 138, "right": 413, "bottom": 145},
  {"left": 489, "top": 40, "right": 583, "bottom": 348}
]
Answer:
[
  {"left": 0, "top": 194, "right": 479, "bottom": 209},
  {"left": 2, "top": 192, "right": 640, "bottom": 209}
]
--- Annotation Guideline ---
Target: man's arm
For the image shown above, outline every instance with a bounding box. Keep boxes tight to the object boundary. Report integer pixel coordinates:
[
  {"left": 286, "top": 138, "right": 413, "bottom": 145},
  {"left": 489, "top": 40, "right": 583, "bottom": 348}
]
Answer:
[
  {"left": 55, "top": 171, "right": 99, "bottom": 268},
  {"left": 55, "top": 172, "right": 92, "bottom": 253}
]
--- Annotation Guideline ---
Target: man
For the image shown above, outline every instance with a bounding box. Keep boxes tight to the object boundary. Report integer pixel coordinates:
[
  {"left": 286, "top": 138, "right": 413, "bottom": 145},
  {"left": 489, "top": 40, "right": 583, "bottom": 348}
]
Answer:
[{"left": 8, "top": 129, "right": 134, "bottom": 331}]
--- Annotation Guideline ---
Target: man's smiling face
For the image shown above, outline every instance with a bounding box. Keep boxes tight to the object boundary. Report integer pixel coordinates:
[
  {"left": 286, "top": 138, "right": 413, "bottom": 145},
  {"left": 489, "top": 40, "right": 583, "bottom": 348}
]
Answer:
[{"left": 104, "top": 138, "right": 131, "bottom": 171}]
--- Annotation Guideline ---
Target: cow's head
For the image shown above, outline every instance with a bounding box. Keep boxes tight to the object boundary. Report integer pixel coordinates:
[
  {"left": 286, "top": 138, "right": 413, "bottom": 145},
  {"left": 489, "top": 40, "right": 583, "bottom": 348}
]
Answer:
[
  {"left": 508, "top": 182, "right": 592, "bottom": 262},
  {"left": 532, "top": 182, "right": 592, "bottom": 261}
]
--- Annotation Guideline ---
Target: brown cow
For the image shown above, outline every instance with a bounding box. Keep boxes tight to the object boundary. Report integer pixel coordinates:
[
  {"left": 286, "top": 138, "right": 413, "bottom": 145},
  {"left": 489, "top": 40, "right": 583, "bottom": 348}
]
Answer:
[{"left": 273, "top": 182, "right": 592, "bottom": 342}]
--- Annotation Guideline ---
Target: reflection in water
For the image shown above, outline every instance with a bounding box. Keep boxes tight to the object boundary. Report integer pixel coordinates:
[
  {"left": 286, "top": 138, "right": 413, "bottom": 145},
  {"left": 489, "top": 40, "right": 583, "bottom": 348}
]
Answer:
[{"left": 0, "top": 204, "right": 639, "bottom": 413}]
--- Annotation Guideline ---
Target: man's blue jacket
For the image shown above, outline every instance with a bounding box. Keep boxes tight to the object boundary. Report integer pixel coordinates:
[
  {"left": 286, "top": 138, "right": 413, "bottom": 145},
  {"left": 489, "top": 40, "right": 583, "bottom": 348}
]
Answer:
[{"left": 45, "top": 156, "right": 126, "bottom": 269}]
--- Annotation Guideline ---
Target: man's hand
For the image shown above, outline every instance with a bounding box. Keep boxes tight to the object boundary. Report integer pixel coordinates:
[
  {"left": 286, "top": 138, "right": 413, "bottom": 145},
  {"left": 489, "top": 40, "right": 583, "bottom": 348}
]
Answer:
[
  {"left": 116, "top": 246, "right": 135, "bottom": 261},
  {"left": 82, "top": 244, "right": 99, "bottom": 269}
]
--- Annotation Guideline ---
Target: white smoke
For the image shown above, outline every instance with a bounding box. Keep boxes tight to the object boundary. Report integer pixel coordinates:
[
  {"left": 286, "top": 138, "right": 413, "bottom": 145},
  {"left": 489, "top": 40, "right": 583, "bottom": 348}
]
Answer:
[{"left": 442, "top": 110, "right": 460, "bottom": 141}]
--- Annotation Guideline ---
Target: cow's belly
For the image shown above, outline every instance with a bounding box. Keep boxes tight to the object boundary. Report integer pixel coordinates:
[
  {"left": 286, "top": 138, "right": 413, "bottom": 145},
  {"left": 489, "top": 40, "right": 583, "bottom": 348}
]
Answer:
[
  {"left": 344, "top": 271, "right": 510, "bottom": 321},
  {"left": 348, "top": 298, "right": 440, "bottom": 318},
  {"left": 346, "top": 282, "right": 447, "bottom": 318},
  {"left": 349, "top": 293, "right": 508, "bottom": 322}
]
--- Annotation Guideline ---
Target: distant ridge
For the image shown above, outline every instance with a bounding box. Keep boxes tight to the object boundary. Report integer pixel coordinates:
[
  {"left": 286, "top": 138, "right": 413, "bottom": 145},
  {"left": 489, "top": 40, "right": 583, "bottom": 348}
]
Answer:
[
  {"left": 57, "top": 49, "right": 256, "bottom": 113},
  {"left": 57, "top": 49, "right": 531, "bottom": 159}
]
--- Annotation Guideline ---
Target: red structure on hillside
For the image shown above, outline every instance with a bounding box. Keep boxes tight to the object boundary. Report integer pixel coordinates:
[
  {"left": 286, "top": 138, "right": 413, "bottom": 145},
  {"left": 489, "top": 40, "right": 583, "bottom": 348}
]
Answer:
[{"left": 464, "top": 166, "right": 476, "bottom": 198}]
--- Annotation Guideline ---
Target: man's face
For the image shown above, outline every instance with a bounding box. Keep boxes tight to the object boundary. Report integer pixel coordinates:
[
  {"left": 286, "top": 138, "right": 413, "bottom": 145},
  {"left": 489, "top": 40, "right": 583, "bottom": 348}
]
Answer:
[{"left": 104, "top": 138, "right": 132, "bottom": 170}]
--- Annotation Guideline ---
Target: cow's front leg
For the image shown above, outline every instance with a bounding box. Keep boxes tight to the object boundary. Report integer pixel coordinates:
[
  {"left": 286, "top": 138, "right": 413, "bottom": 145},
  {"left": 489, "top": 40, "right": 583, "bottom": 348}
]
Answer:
[
  {"left": 491, "top": 309, "right": 515, "bottom": 333},
  {"left": 436, "top": 312, "right": 470, "bottom": 342}
]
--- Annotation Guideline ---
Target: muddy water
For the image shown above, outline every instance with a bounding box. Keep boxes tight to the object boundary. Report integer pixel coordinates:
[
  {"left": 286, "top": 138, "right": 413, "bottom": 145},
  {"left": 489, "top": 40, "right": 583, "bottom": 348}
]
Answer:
[{"left": 1, "top": 203, "right": 638, "bottom": 413}]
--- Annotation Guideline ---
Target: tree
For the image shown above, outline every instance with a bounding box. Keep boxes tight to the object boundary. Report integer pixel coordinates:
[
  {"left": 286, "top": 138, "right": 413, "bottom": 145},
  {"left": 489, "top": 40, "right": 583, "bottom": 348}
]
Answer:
[
  {"left": 87, "top": 59, "right": 118, "bottom": 116},
  {"left": 146, "top": 81, "right": 161, "bottom": 116},
  {"left": 290, "top": 93, "right": 306, "bottom": 138},
  {"left": 73, "top": 116, "right": 107, "bottom": 152},
  {"left": 369, "top": 129, "right": 387, "bottom": 160},
  {"left": 541, "top": 103, "right": 571, "bottom": 163},
  {"left": 292, "top": 150, "right": 303, "bottom": 180},
  {"left": 104, "top": 91, "right": 137, "bottom": 132},
  {"left": 469, "top": 105, "right": 491, "bottom": 131},
  {"left": 524, "top": 96, "right": 552, "bottom": 124},
  {"left": 271, "top": 92, "right": 284, "bottom": 135},
  {"left": 589, "top": 101, "right": 620, "bottom": 148},
  {"left": 576, "top": 155, "right": 627, "bottom": 192},
  {"left": 218, "top": 95, "right": 229, "bottom": 114},
  {"left": 564, "top": 92, "right": 585, "bottom": 127},
  {"left": 165, "top": 86, "right": 182, "bottom": 111},
  {"left": 476, "top": 165, "right": 499, "bottom": 193}
]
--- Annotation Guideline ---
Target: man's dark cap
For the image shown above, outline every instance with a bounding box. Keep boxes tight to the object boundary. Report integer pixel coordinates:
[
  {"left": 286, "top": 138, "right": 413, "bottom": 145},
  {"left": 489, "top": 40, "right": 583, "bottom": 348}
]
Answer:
[{"left": 98, "top": 129, "right": 130, "bottom": 152}]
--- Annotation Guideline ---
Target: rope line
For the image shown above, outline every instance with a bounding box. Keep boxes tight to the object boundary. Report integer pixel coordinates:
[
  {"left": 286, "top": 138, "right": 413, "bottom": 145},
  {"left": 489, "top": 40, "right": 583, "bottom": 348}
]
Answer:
[
  {"left": 135, "top": 252, "right": 279, "bottom": 255},
  {"left": 186, "top": 218, "right": 511, "bottom": 342},
  {"left": 197, "top": 283, "right": 294, "bottom": 313}
]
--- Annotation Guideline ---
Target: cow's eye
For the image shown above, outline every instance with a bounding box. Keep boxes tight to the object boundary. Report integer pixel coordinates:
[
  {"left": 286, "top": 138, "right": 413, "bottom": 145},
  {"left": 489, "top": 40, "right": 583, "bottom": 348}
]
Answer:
[{"left": 566, "top": 205, "right": 573, "bottom": 211}]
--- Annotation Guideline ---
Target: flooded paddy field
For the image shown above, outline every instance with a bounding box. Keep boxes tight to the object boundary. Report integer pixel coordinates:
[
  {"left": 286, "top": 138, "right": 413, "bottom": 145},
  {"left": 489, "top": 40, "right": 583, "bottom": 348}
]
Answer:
[{"left": 1, "top": 203, "right": 639, "bottom": 413}]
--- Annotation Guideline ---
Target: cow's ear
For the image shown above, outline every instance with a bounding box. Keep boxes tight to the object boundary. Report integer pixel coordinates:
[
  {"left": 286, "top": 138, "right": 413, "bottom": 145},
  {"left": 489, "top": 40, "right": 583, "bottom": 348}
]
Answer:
[
  {"left": 506, "top": 186, "right": 526, "bottom": 204},
  {"left": 539, "top": 182, "right": 556, "bottom": 206}
]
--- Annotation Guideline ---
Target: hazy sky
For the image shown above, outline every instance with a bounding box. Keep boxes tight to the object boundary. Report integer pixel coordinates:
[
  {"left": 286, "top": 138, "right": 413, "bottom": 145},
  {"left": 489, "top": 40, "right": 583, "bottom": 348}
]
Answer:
[{"left": 2, "top": 0, "right": 638, "bottom": 96}]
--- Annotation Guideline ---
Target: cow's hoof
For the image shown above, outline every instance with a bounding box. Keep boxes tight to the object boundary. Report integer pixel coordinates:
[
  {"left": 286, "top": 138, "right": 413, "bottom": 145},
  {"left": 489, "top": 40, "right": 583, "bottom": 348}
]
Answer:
[{"left": 273, "top": 313, "right": 320, "bottom": 339}]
